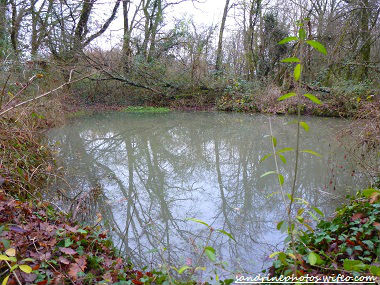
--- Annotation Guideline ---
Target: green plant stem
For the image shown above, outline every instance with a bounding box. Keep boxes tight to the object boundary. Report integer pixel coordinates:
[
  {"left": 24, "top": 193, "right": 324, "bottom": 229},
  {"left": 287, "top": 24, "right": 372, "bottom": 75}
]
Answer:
[
  {"left": 188, "top": 228, "right": 213, "bottom": 279},
  {"left": 5, "top": 260, "right": 22, "bottom": 285},
  {"left": 268, "top": 117, "right": 286, "bottom": 205}
]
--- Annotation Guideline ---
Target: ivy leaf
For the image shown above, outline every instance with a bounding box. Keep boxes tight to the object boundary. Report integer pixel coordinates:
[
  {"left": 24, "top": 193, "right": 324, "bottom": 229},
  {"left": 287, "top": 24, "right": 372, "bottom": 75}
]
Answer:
[
  {"left": 343, "top": 259, "right": 367, "bottom": 271},
  {"left": 294, "top": 64, "right": 302, "bottom": 81},
  {"left": 278, "top": 36, "right": 298, "bottom": 45},
  {"left": 304, "top": 93, "right": 322, "bottom": 105},
  {"left": 308, "top": 252, "right": 318, "bottom": 265},
  {"left": 278, "top": 92, "right": 296, "bottom": 101},
  {"left": 280, "top": 57, "right": 300, "bottom": 63},
  {"left": 306, "top": 40, "right": 327, "bottom": 55}
]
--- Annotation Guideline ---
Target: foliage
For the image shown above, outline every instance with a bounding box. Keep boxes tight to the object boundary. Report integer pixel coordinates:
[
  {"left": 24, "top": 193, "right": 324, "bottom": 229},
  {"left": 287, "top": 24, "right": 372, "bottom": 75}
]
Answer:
[
  {"left": 268, "top": 189, "right": 380, "bottom": 277},
  {"left": 0, "top": 118, "right": 53, "bottom": 199},
  {"left": 0, "top": 192, "right": 187, "bottom": 285}
]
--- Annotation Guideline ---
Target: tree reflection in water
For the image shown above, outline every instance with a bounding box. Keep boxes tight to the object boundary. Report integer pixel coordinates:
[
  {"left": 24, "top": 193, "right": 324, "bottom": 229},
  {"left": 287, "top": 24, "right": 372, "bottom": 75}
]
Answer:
[{"left": 47, "top": 112, "right": 367, "bottom": 277}]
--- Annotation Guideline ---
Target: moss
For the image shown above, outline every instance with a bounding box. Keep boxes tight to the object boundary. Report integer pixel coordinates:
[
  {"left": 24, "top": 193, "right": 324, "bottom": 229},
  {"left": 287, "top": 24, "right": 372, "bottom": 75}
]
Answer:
[{"left": 122, "top": 106, "right": 171, "bottom": 113}]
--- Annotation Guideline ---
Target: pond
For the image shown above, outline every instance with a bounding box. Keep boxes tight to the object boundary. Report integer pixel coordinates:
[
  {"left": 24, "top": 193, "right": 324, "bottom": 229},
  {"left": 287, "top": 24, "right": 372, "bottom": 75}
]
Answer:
[{"left": 47, "top": 111, "right": 368, "bottom": 280}]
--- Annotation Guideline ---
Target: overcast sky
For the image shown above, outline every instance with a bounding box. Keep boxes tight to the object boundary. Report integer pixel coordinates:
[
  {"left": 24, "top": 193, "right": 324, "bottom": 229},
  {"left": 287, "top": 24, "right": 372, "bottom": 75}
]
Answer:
[{"left": 94, "top": 0, "right": 226, "bottom": 48}]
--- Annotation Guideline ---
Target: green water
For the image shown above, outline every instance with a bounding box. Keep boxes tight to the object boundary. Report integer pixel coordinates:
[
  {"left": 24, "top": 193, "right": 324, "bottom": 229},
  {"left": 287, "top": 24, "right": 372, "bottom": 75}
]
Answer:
[{"left": 47, "top": 111, "right": 367, "bottom": 278}]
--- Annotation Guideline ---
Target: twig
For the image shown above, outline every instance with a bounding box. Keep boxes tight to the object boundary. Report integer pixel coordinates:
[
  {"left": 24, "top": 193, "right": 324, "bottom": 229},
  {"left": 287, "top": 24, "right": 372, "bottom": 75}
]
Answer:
[
  {"left": 4, "top": 260, "right": 22, "bottom": 285},
  {"left": 0, "top": 72, "right": 96, "bottom": 117}
]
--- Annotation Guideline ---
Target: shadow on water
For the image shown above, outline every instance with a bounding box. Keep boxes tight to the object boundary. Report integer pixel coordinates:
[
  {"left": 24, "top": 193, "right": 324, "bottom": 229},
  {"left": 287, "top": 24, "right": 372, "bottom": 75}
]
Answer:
[{"left": 47, "top": 111, "right": 368, "bottom": 278}]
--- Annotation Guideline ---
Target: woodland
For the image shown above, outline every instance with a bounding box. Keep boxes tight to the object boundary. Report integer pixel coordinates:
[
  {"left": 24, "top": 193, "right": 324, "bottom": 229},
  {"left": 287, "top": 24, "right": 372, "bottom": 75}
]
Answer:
[{"left": 0, "top": 0, "right": 380, "bottom": 284}]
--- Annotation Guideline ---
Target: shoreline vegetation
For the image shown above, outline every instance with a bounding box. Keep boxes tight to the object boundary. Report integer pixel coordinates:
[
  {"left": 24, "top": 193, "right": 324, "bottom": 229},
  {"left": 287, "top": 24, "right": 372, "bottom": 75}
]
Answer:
[
  {"left": 0, "top": 0, "right": 379, "bottom": 282},
  {"left": 1, "top": 95, "right": 379, "bottom": 283}
]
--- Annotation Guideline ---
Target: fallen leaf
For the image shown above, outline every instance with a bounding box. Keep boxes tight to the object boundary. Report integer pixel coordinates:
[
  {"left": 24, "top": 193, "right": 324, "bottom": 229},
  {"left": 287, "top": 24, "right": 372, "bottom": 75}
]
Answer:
[
  {"left": 68, "top": 257, "right": 87, "bottom": 280},
  {"left": 58, "top": 256, "right": 70, "bottom": 265},
  {"left": 5, "top": 248, "right": 16, "bottom": 257},
  {"left": 351, "top": 213, "right": 364, "bottom": 221},
  {"left": 59, "top": 247, "right": 77, "bottom": 255}
]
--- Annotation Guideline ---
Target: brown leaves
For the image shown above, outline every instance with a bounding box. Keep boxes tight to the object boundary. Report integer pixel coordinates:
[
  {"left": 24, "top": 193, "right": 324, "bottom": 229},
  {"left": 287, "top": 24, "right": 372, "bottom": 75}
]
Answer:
[
  {"left": 350, "top": 212, "right": 364, "bottom": 221},
  {"left": 68, "top": 257, "right": 87, "bottom": 280},
  {"left": 59, "top": 247, "right": 77, "bottom": 255},
  {"left": 58, "top": 256, "right": 70, "bottom": 265},
  {"left": 0, "top": 195, "right": 156, "bottom": 285}
]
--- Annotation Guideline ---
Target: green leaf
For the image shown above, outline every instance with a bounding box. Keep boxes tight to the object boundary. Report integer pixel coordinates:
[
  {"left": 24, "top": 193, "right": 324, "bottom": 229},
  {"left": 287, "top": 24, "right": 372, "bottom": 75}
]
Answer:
[
  {"left": 186, "top": 218, "right": 210, "bottom": 228},
  {"left": 301, "top": 150, "right": 322, "bottom": 157},
  {"left": 306, "top": 40, "right": 327, "bottom": 55},
  {"left": 269, "top": 251, "right": 281, "bottom": 258},
  {"left": 0, "top": 255, "right": 11, "bottom": 261},
  {"left": 259, "top": 153, "right": 272, "bottom": 163},
  {"left": 21, "top": 258, "right": 35, "bottom": 262},
  {"left": 217, "top": 230, "right": 236, "bottom": 242},
  {"left": 205, "top": 246, "right": 216, "bottom": 262},
  {"left": 280, "top": 57, "right": 300, "bottom": 63},
  {"left": 177, "top": 265, "right": 190, "bottom": 274},
  {"left": 369, "top": 265, "right": 380, "bottom": 276},
  {"left": 300, "top": 121, "right": 309, "bottom": 132},
  {"left": 343, "top": 259, "right": 367, "bottom": 271},
  {"left": 19, "top": 265, "right": 32, "bottom": 274},
  {"left": 362, "top": 188, "right": 380, "bottom": 198},
  {"left": 2, "top": 275, "right": 9, "bottom": 285},
  {"left": 308, "top": 252, "right": 318, "bottom": 265},
  {"left": 277, "top": 147, "right": 294, "bottom": 153},
  {"left": 298, "top": 28, "right": 306, "bottom": 40},
  {"left": 278, "top": 154, "right": 287, "bottom": 164},
  {"left": 294, "top": 64, "right": 302, "bottom": 81},
  {"left": 278, "top": 92, "right": 296, "bottom": 101},
  {"left": 272, "top": 136, "right": 277, "bottom": 147},
  {"left": 303, "top": 93, "right": 322, "bottom": 105},
  {"left": 287, "top": 193, "right": 294, "bottom": 202},
  {"left": 278, "top": 174, "right": 284, "bottom": 186},
  {"left": 260, "top": 171, "right": 277, "bottom": 178},
  {"left": 312, "top": 207, "right": 324, "bottom": 217},
  {"left": 278, "top": 36, "right": 298, "bottom": 45}
]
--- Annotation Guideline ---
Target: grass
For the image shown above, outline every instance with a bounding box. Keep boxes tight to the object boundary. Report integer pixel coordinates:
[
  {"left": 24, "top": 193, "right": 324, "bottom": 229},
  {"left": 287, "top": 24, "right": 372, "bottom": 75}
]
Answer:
[{"left": 123, "top": 106, "right": 171, "bottom": 113}]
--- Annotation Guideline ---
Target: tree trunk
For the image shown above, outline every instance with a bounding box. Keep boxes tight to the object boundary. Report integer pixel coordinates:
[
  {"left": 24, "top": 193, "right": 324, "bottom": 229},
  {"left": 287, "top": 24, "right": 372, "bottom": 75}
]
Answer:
[
  {"left": 147, "top": 0, "right": 162, "bottom": 62},
  {"left": 123, "top": 0, "right": 132, "bottom": 74},
  {"left": 73, "top": 0, "right": 95, "bottom": 53},
  {"left": 0, "top": 0, "right": 7, "bottom": 59},
  {"left": 215, "top": 0, "right": 230, "bottom": 72},
  {"left": 357, "top": 0, "right": 370, "bottom": 81}
]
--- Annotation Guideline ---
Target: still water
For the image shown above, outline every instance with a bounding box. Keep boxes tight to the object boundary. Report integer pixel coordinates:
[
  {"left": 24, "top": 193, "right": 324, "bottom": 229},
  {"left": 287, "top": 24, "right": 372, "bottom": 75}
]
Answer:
[{"left": 47, "top": 111, "right": 367, "bottom": 279}]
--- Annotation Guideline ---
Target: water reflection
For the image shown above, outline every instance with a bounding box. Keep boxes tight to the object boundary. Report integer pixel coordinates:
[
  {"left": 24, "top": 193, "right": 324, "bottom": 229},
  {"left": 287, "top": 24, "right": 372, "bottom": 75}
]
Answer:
[{"left": 47, "top": 111, "right": 367, "bottom": 278}]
